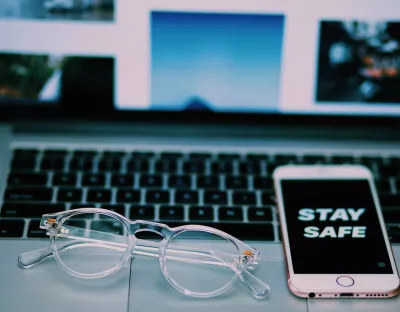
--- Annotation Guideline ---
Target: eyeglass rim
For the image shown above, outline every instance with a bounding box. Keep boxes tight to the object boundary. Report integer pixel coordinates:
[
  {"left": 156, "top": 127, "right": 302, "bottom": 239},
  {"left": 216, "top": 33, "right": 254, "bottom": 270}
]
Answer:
[
  {"left": 44, "top": 208, "right": 258, "bottom": 298},
  {"left": 43, "top": 207, "right": 259, "bottom": 256},
  {"left": 159, "top": 229, "right": 242, "bottom": 298}
]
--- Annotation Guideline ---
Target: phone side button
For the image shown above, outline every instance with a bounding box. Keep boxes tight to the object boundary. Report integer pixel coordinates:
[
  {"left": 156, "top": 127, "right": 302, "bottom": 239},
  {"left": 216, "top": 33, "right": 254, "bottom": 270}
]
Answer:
[{"left": 336, "top": 276, "right": 355, "bottom": 287}]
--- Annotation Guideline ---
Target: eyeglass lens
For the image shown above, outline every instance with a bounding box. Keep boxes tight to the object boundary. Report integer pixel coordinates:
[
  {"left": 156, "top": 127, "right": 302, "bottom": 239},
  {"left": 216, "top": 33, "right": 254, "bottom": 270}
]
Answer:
[
  {"left": 55, "top": 212, "right": 128, "bottom": 275},
  {"left": 165, "top": 230, "right": 240, "bottom": 295}
]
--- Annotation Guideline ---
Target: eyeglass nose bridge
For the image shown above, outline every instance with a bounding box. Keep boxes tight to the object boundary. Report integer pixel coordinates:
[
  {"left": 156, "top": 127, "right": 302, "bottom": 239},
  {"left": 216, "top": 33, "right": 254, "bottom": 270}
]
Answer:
[{"left": 132, "top": 221, "right": 168, "bottom": 239}]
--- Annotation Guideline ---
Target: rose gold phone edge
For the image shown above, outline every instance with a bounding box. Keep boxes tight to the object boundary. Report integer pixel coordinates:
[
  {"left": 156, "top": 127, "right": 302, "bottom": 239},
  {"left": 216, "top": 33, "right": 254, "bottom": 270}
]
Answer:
[{"left": 273, "top": 165, "right": 400, "bottom": 299}]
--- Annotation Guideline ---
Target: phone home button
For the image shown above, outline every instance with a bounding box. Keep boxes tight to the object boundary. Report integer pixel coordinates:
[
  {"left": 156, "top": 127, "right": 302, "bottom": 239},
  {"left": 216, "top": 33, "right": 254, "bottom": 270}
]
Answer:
[{"left": 336, "top": 276, "right": 355, "bottom": 287}]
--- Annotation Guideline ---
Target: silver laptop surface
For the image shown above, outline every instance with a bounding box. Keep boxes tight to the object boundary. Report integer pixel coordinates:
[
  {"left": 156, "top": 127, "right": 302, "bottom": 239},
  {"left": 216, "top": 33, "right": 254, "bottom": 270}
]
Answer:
[{"left": 1, "top": 0, "right": 400, "bottom": 311}]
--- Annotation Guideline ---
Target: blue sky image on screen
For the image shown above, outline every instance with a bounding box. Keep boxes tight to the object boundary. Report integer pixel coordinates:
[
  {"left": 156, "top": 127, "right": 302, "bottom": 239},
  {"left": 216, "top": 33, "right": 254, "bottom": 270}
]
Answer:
[{"left": 150, "top": 11, "right": 285, "bottom": 112}]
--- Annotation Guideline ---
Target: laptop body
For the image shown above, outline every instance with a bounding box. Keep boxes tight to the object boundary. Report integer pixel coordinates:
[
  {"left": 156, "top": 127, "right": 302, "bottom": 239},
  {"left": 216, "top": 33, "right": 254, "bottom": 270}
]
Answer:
[{"left": 0, "top": 1, "right": 400, "bottom": 311}]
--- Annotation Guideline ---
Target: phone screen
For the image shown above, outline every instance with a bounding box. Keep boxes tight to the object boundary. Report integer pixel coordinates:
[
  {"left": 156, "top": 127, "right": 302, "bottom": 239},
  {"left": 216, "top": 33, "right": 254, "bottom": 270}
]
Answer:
[{"left": 280, "top": 179, "right": 393, "bottom": 274}]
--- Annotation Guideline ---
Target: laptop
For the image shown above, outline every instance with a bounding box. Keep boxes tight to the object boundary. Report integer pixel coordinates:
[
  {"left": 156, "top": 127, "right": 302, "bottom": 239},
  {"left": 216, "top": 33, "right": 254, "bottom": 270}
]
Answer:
[{"left": 0, "top": 0, "right": 400, "bottom": 311}]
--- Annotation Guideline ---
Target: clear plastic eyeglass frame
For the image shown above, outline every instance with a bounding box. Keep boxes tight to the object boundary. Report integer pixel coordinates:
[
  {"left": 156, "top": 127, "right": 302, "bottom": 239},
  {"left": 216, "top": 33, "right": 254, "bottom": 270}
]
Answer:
[{"left": 18, "top": 208, "right": 274, "bottom": 300}]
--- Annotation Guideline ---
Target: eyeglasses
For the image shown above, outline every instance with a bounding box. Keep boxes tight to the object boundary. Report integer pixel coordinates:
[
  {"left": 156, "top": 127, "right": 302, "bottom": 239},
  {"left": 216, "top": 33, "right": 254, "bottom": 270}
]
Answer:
[{"left": 18, "top": 208, "right": 273, "bottom": 300}]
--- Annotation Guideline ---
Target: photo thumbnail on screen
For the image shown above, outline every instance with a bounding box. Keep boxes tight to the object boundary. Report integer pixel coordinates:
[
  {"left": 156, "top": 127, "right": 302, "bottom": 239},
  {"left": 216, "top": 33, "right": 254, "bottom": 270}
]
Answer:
[
  {"left": 150, "top": 11, "right": 285, "bottom": 112},
  {"left": 0, "top": 0, "right": 114, "bottom": 22},
  {"left": 316, "top": 20, "right": 400, "bottom": 104},
  {"left": 0, "top": 53, "right": 114, "bottom": 104}
]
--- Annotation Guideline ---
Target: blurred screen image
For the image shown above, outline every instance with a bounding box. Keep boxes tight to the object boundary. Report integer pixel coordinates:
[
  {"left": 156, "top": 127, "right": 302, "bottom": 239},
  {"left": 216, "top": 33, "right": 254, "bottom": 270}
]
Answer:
[
  {"left": 0, "top": 0, "right": 114, "bottom": 22},
  {"left": 2, "top": 1, "right": 400, "bottom": 117},
  {"left": 0, "top": 53, "right": 114, "bottom": 104},
  {"left": 316, "top": 20, "right": 400, "bottom": 104},
  {"left": 150, "top": 11, "right": 285, "bottom": 112}
]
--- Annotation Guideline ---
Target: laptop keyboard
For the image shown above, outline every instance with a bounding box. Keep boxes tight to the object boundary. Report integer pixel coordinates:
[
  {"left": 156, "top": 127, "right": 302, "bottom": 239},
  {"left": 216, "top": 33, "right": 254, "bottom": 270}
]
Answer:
[{"left": 1, "top": 148, "right": 400, "bottom": 242}]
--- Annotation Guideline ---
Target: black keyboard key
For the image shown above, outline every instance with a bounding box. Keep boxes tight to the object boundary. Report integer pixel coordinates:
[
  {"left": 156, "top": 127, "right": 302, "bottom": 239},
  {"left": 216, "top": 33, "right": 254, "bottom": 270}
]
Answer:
[
  {"left": 189, "top": 153, "right": 211, "bottom": 159},
  {"left": 254, "top": 177, "right": 273, "bottom": 190},
  {"left": 160, "top": 205, "right": 184, "bottom": 220},
  {"left": 28, "top": 221, "right": 47, "bottom": 238},
  {"left": 140, "top": 175, "right": 163, "bottom": 188},
  {"left": 218, "top": 153, "right": 240, "bottom": 160},
  {"left": 117, "top": 189, "right": 141, "bottom": 203},
  {"left": 131, "top": 151, "right": 155, "bottom": 158},
  {"left": 189, "top": 206, "right": 213, "bottom": 221},
  {"left": 74, "top": 150, "right": 97, "bottom": 157},
  {"left": 175, "top": 190, "right": 199, "bottom": 204},
  {"left": 69, "top": 157, "right": 93, "bottom": 171},
  {"left": 248, "top": 207, "right": 273, "bottom": 221},
  {"left": 225, "top": 176, "right": 248, "bottom": 189},
  {"left": 102, "top": 151, "right": 126, "bottom": 158},
  {"left": 330, "top": 155, "right": 355, "bottom": 164},
  {"left": 155, "top": 160, "right": 177, "bottom": 173},
  {"left": 219, "top": 207, "right": 243, "bottom": 221},
  {"left": 273, "top": 154, "right": 298, "bottom": 164},
  {"left": 146, "top": 190, "right": 170, "bottom": 204},
  {"left": 302, "top": 155, "right": 327, "bottom": 164},
  {"left": 168, "top": 175, "right": 191, "bottom": 188},
  {"left": 99, "top": 204, "right": 125, "bottom": 216},
  {"left": 4, "top": 187, "right": 52, "bottom": 202},
  {"left": 387, "top": 226, "right": 400, "bottom": 242},
  {"left": 382, "top": 208, "right": 400, "bottom": 224},
  {"left": 389, "top": 157, "right": 400, "bottom": 165},
  {"left": 130, "top": 205, "right": 155, "bottom": 220},
  {"left": 387, "top": 161, "right": 400, "bottom": 174},
  {"left": 233, "top": 191, "right": 256, "bottom": 205},
  {"left": 379, "top": 165, "right": 399, "bottom": 178},
  {"left": 53, "top": 173, "right": 77, "bottom": 186},
  {"left": 374, "top": 179, "right": 392, "bottom": 194},
  {"left": 8, "top": 173, "right": 47, "bottom": 186},
  {"left": 14, "top": 149, "right": 38, "bottom": 157},
  {"left": 211, "top": 161, "right": 234, "bottom": 174},
  {"left": 239, "top": 161, "right": 261, "bottom": 175},
  {"left": 82, "top": 173, "right": 106, "bottom": 187},
  {"left": 204, "top": 191, "right": 227, "bottom": 205},
  {"left": 40, "top": 156, "right": 65, "bottom": 170},
  {"left": 1, "top": 203, "right": 64, "bottom": 218},
  {"left": 246, "top": 154, "right": 269, "bottom": 160},
  {"left": 111, "top": 174, "right": 134, "bottom": 187},
  {"left": 57, "top": 189, "right": 82, "bottom": 202},
  {"left": 164, "top": 222, "right": 274, "bottom": 241},
  {"left": 160, "top": 152, "right": 183, "bottom": 159},
  {"left": 87, "top": 189, "right": 112, "bottom": 203},
  {"left": 44, "top": 149, "right": 68, "bottom": 157},
  {"left": 380, "top": 194, "right": 400, "bottom": 208},
  {"left": 183, "top": 161, "right": 205, "bottom": 174},
  {"left": 359, "top": 156, "right": 384, "bottom": 166},
  {"left": 91, "top": 221, "right": 123, "bottom": 235},
  {"left": 262, "top": 192, "right": 276, "bottom": 205},
  {"left": 0, "top": 220, "right": 25, "bottom": 238},
  {"left": 127, "top": 159, "right": 149, "bottom": 172},
  {"left": 11, "top": 157, "right": 36, "bottom": 170},
  {"left": 197, "top": 176, "right": 219, "bottom": 189},
  {"left": 98, "top": 158, "right": 121, "bottom": 172}
]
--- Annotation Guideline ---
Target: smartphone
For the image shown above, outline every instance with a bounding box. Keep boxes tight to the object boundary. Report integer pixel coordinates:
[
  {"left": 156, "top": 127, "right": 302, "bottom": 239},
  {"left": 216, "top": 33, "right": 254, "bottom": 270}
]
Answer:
[{"left": 273, "top": 165, "right": 400, "bottom": 299}]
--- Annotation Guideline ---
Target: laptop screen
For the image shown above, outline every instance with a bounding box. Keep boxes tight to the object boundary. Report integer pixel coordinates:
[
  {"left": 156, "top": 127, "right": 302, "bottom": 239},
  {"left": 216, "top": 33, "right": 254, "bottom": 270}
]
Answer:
[{"left": 0, "top": 0, "right": 399, "bottom": 117}]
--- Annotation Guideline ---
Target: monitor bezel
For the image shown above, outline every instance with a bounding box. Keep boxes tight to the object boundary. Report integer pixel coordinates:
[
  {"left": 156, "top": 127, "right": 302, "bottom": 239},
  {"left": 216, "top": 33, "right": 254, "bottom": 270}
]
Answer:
[{"left": 1, "top": 100, "right": 400, "bottom": 131}]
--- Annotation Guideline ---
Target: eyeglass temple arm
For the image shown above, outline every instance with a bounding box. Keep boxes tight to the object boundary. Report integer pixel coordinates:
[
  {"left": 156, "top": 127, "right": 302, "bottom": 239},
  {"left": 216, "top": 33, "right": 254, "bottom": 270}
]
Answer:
[{"left": 18, "top": 228, "right": 270, "bottom": 299}]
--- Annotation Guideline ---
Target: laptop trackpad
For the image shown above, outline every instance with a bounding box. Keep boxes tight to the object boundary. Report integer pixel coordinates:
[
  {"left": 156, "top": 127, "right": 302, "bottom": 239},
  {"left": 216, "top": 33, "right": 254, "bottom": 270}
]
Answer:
[
  {"left": 128, "top": 255, "right": 306, "bottom": 312},
  {"left": 2, "top": 241, "right": 130, "bottom": 312}
]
